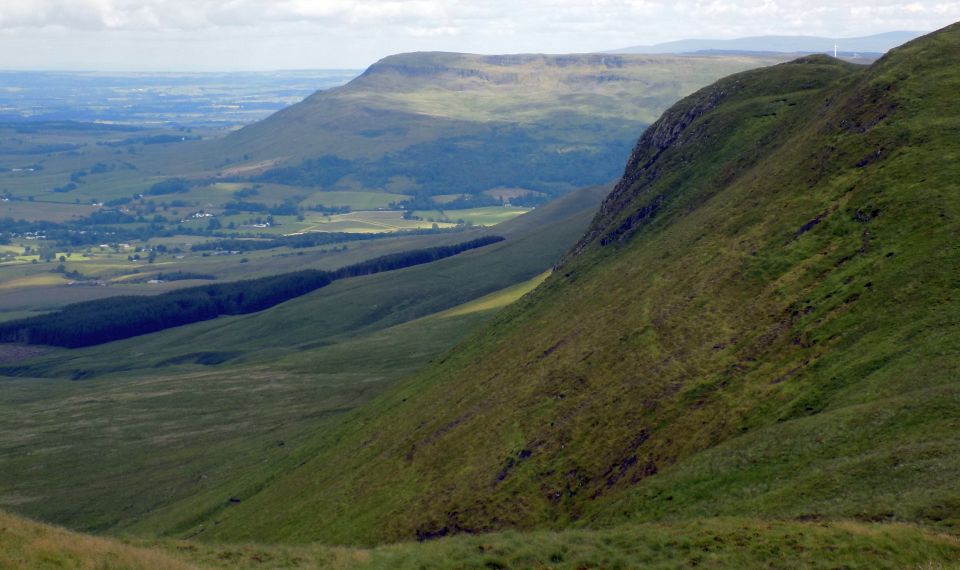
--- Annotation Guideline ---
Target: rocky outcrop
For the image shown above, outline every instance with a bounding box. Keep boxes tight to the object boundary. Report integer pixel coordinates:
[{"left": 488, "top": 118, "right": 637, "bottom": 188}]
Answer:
[{"left": 569, "top": 78, "right": 743, "bottom": 257}]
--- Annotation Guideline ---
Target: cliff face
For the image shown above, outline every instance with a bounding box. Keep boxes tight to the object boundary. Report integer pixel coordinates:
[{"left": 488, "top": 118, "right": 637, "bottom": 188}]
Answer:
[
  {"left": 571, "top": 54, "right": 847, "bottom": 256},
  {"left": 569, "top": 78, "right": 744, "bottom": 255}
]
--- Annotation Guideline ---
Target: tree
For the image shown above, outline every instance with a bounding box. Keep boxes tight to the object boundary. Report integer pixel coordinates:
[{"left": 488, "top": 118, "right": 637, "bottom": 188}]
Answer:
[{"left": 147, "top": 178, "right": 190, "bottom": 196}]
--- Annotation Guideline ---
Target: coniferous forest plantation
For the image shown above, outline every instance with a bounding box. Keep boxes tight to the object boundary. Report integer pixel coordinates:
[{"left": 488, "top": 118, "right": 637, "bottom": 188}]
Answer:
[{"left": 1, "top": 9, "right": 959, "bottom": 569}]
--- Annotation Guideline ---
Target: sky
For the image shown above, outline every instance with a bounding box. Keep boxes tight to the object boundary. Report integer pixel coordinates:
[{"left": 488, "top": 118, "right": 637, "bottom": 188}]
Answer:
[{"left": 1, "top": 0, "right": 958, "bottom": 71}]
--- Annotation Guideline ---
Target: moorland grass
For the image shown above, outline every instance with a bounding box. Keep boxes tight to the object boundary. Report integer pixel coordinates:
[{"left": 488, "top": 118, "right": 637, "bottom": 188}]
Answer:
[
  {"left": 0, "top": 186, "right": 606, "bottom": 537},
  {"left": 5, "top": 509, "right": 958, "bottom": 569}
]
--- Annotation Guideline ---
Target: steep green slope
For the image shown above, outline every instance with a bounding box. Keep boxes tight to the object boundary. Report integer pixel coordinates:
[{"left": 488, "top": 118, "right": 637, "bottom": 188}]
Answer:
[{"left": 191, "top": 24, "right": 960, "bottom": 546}]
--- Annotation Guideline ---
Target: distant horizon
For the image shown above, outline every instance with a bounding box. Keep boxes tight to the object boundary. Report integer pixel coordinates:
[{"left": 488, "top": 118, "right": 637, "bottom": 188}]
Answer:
[
  {"left": 0, "top": 67, "right": 363, "bottom": 74},
  {"left": 0, "top": 29, "right": 930, "bottom": 74},
  {"left": 1, "top": 0, "right": 956, "bottom": 72}
]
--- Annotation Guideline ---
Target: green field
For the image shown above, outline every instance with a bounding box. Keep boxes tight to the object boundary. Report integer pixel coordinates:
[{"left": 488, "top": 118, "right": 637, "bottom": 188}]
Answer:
[
  {"left": 296, "top": 210, "right": 458, "bottom": 233},
  {"left": 412, "top": 206, "right": 532, "bottom": 226},
  {"left": 300, "top": 190, "right": 410, "bottom": 210},
  {"left": 157, "top": 182, "right": 308, "bottom": 206},
  {"left": 0, "top": 199, "right": 100, "bottom": 222},
  {"left": 176, "top": 210, "right": 459, "bottom": 235}
]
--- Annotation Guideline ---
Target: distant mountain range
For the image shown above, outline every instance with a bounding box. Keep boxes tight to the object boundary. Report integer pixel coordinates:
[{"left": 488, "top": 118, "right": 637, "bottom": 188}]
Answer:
[
  {"left": 196, "top": 51, "right": 789, "bottom": 199},
  {"left": 610, "top": 30, "right": 923, "bottom": 55}
]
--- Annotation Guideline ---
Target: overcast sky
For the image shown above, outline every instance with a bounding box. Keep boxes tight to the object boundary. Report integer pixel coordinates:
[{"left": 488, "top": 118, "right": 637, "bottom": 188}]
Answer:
[{"left": 1, "top": 0, "right": 958, "bottom": 71}]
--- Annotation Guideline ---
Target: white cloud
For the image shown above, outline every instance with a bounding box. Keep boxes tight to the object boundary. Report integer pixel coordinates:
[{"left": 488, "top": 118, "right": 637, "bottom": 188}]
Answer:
[
  {"left": 0, "top": 0, "right": 466, "bottom": 30},
  {"left": 0, "top": 0, "right": 956, "bottom": 70}
]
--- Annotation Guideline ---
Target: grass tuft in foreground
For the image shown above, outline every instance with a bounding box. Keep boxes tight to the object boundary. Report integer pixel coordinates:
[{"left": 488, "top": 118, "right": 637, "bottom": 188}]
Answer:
[{"left": 5, "top": 509, "right": 959, "bottom": 569}]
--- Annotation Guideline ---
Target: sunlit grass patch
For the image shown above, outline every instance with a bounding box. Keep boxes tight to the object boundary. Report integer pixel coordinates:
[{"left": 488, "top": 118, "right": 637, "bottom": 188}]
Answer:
[
  {"left": 437, "top": 270, "right": 550, "bottom": 319},
  {"left": 0, "top": 274, "right": 65, "bottom": 291},
  {"left": 412, "top": 206, "right": 531, "bottom": 226}
]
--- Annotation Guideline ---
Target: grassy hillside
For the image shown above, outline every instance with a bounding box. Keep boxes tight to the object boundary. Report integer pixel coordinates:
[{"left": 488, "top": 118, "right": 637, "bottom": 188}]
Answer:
[
  {"left": 0, "top": 510, "right": 192, "bottom": 569},
  {"left": 0, "top": 186, "right": 605, "bottom": 537},
  {"left": 0, "top": 296, "right": 495, "bottom": 537},
  {"left": 185, "top": 23, "right": 960, "bottom": 548},
  {"left": 194, "top": 52, "right": 791, "bottom": 199},
  {"left": 222, "top": 52, "right": 789, "bottom": 160}
]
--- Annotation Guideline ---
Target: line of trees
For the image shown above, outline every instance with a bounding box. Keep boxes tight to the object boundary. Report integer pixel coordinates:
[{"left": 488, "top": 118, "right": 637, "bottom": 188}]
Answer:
[
  {"left": 327, "top": 236, "right": 502, "bottom": 280},
  {"left": 0, "top": 235, "right": 504, "bottom": 348},
  {"left": 146, "top": 178, "right": 191, "bottom": 196}
]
